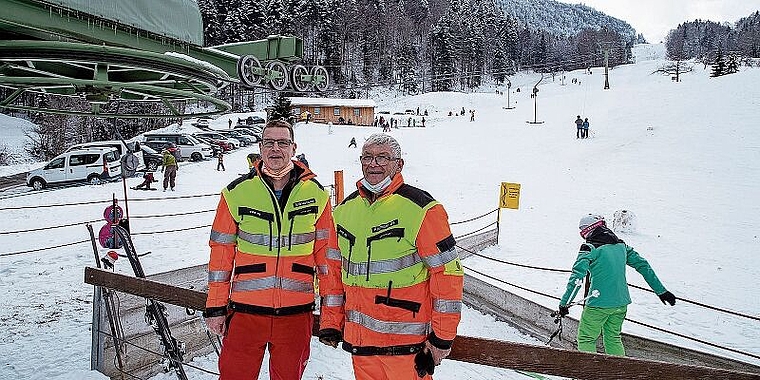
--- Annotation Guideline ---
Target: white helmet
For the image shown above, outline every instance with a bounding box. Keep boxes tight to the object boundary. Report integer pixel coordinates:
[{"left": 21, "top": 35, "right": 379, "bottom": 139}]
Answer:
[{"left": 579, "top": 214, "right": 606, "bottom": 238}]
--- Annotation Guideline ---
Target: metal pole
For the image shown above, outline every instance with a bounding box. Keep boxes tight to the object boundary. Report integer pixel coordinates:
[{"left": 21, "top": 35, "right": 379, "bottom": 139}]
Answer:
[
  {"left": 604, "top": 49, "right": 610, "bottom": 90},
  {"left": 496, "top": 208, "right": 501, "bottom": 245}
]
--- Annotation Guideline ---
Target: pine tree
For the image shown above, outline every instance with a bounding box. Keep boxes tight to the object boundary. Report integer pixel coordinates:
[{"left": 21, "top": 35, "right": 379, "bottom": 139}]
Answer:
[
  {"left": 711, "top": 49, "right": 725, "bottom": 77},
  {"left": 725, "top": 53, "right": 740, "bottom": 74},
  {"left": 270, "top": 93, "right": 292, "bottom": 121}
]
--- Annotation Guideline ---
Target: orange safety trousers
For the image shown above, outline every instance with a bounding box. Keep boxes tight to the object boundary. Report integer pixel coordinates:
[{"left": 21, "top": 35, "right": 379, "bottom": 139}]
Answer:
[
  {"left": 219, "top": 312, "right": 313, "bottom": 380},
  {"left": 351, "top": 355, "right": 434, "bottom": 380}
]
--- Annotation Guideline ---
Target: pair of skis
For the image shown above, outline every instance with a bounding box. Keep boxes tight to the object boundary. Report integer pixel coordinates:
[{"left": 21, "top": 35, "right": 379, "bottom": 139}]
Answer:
[{"left": 112, "top": 225, "right": 189, "bottom": 380}]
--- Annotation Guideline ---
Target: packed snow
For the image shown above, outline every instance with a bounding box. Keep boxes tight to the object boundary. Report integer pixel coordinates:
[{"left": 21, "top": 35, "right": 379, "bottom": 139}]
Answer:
[{"left": 0, "top": 44, "right": 758, "bottom": 380}]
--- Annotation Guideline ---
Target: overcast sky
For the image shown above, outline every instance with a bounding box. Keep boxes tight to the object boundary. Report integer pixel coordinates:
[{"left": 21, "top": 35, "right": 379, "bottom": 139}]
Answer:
[{"left": 556, "top": 0, "right": 760, "bottom": 43}]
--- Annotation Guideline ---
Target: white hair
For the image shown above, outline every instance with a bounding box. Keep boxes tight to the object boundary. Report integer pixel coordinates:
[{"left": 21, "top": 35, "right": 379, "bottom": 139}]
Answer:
[{"left": 363, "top": 133, "right": 402, "bottom": 158}]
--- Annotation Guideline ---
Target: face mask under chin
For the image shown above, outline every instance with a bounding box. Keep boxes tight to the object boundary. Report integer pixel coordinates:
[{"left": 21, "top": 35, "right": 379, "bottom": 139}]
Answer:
[{"left": 361, "top": 175, "right": 392, "bottom": 194}]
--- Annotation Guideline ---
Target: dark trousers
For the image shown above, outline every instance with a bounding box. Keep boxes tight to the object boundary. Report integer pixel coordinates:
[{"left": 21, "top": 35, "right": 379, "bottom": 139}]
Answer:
[
  {"left": 217, "top": 162, "right": 225, "bottom": 171},
  {"left": 577, "top": 127, "right": 583, "bottom": 138},
  {"left": 163, "top": 165, "right": 177, "bottom": 190}
]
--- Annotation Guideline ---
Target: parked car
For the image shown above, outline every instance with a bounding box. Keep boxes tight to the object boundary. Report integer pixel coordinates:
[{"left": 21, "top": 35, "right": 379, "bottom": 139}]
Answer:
[
  {"left": 192, "top": 117, "right": 212, "bottom": 128},
  {"left": 26, "top": 147, "right": 122, "bottom": 190},
  {"left": 234, "top": 115, "right": 266, "bottom": 129},
  {"left": 192, "top": 135, "right": 228, "bottom": 156},
  {"left": 218, "top": 129, "right": 254, "bottom": 146},
  {"left": 65, "top": 140, "right": 144, "bottom": 170},
  {"left": 194, "top": 132, "right": 240, "bottom": 149},
  {"left": 139, "top": 145, "right": 163, "bottom": 171},
  {"left": 143, "top": 133, "right": 213, "bottom": 161},
  {"left": 232, "top": 127, "right": 262, "bottom": 142}
]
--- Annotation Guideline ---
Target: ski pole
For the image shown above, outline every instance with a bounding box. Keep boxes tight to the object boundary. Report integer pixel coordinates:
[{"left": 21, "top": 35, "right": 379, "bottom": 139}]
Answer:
[{"left": 547, "top": 290, "right": 601, "bottom": 345}]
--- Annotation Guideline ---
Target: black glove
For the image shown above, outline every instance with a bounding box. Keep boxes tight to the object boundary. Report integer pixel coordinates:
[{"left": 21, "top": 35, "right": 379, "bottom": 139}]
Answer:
[
  {"left": 558, "top": 305, "right": 570, "bottom": 317},
  {"left": 317, "top": 328, "right": 342, "bottom": 348},
  {"left": 414, "top": 349, "right": 435, "bottom": 377},
  {"left": 658, "top": 291, "right": 676, "bottom": 306}
]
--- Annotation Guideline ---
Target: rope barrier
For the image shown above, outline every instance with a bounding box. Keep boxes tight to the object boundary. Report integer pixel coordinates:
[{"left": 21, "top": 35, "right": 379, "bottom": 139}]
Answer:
[
  {"left": 450, "top": 209, "right": 498, "bottom": 225},
  {"left": 464, "top": 265, "right": 760, "bottom": 361},
  {"left": 128, "top": 193, "right": 217, "bottom": 202},
  {"left": 0, "top": 199, "right": 111, "bottom": 211},
  {"left": 130, "top": 209, "right": 215, "bottom": 219},
  {"left": 464, "top": 265, "right": 559, "bottom": 301},
  {"left": 0, "top": 193, "right": 217, "bottom": 212},
  {"left": 454, "top": 221, "right": 497, "bottom": 240},
  {"left": 627, "top": 283, "right": 760, "bottom": 322},
  {"left": 465, "top": 249, "right": 571, "bottom": 274},
  {"left": 132, "top": 224, "right": 212, "bottom": 236},
  {"left": 466, "top": 249, "right": 760, "bottom": 323},
  {"left": 0, "top": 239, "right": 89, "bottom": 257},
  {"left": 0, "top": 218, "right": 102, "bottom": 235}
]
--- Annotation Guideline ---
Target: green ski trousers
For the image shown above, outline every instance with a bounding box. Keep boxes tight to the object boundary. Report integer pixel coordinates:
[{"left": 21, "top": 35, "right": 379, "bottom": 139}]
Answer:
[{"left": 577, "top": 305, "right": 628, "bottom": 356}]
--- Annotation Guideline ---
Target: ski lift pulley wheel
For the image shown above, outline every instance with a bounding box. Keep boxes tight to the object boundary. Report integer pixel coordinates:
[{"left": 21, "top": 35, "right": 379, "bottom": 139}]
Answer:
[
  {"left": 266, "top": 61, "right": 289, "bottom": 91},
  {"left": 311, "top": 66, "right": 329, "bottom": 92},
  {"left": 290, "top": 64, "right": 310, "bottom": 92},
  {"left": 237, "top": 55, "right": 263, "bottom": 88}
]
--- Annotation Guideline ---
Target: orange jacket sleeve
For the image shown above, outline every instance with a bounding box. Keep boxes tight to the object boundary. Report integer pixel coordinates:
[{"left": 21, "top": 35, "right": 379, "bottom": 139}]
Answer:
[
  {"left": 204, "top": 194, "right": 237, "bottom": 317},
  {"left": 416, "top": 203, "right": 464, "bottom": 349}
]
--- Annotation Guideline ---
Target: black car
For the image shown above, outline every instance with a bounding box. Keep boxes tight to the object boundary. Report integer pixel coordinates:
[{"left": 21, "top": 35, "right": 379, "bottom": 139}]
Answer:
[{"left": 140, "top": 145, "right": 163, "bottom": 171}]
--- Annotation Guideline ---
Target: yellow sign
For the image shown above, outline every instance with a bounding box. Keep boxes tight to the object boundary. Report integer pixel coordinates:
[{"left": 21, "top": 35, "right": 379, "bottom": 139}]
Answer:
[{"left": 499, "top": 182, "right": 521, "bottom": 209}]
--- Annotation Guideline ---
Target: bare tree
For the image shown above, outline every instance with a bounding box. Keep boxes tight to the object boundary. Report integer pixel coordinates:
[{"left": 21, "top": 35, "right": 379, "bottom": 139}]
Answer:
[{"left": 652, "top": 61, "right": 694, "bottom": 82}]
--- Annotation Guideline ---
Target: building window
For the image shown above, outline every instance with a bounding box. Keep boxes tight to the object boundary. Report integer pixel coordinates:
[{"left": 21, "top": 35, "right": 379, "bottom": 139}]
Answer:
[
  {"left": 334, "top": 107, "right": 340, "bottom": 116},
  {"left": 353, "top": 108, "right": 360, "bottom": 116},
  {"left": 293, "top": 107, "right": 300, "bottom": 115},
  {"left": 314, "top": 107, "right": 321, "bottom": 115}
]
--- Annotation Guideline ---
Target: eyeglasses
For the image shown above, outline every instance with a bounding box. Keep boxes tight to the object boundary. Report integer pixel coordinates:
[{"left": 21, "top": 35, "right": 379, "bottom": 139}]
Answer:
[
  {"left": 261, "top": 139, "right": 293, "bottom": 148},
  {"left": 359, "top": 155, "right": 398, "bottom": 165}
]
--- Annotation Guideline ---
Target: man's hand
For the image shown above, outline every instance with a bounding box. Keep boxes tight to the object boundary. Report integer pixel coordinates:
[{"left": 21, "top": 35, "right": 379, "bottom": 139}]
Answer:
[
  {"left": 558, "top": 305, "right": 570, "bottom": 317},
  {"left": 424, "top": 340, "right": 451, "bottom": 366},
  {"left": 317, "top": 328, "right": 342, "bottom": 348},
  {"left": 204, "top": 315, "right": 227, "bottom": 336},
  {"left": 658, "top": 291, "right": 676, "bottom": 306}
]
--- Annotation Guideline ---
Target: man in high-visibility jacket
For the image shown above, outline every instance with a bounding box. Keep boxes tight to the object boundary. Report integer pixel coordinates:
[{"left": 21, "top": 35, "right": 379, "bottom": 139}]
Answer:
[
  {"left": 318, "top": 133, "right": 464, "bottom": 380},
  {"left": 203, "top": 120, "right": 335, "bottom": 380}
]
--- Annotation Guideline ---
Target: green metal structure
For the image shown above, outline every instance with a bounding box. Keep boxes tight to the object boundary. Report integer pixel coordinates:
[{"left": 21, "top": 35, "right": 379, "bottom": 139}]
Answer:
[{"left": 0, "top": 0, "right": 329, "bottom": 118}]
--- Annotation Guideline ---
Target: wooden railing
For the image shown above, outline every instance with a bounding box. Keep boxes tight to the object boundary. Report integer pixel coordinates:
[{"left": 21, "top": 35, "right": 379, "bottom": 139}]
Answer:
[{"left": 85, "top": 266, "right": 760, "bottom": 380}]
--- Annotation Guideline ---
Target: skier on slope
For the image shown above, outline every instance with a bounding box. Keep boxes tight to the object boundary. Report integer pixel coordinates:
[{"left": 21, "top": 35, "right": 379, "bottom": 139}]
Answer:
[
  {"left": 557, "top": 214, "right": 676, "bottom": 356},
  {"left": 575, "top": 115, "right": 584, "bottom": 139}
]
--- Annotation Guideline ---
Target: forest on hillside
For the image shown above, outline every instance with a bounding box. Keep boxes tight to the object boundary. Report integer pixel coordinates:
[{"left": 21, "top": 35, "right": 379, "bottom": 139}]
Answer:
[
  {"left": 665, "top": 11, "right": 760, "bottom": 64},
  {"left": 197, "top": 0, "right": 634, "bottom": 94}
]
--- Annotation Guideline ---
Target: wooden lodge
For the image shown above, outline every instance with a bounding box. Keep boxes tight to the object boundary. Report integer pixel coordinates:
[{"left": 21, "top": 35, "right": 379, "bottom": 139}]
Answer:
[{"left": 288, "top": 97, "right": 376, "bottom": 126}]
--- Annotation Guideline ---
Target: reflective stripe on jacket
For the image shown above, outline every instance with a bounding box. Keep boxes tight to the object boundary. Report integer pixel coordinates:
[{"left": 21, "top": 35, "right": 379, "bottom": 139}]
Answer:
[
  {"left": 205, "top": 161, "right": 334, "bottom": 317},
  {"left": 321, "top": 173, "right": 464, "bottom": 349}
]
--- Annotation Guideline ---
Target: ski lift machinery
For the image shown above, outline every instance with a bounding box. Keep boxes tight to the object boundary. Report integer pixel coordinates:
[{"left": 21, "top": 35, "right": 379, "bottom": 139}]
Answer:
[{"left": 0, "top": 0, "right": 329, "bottom": 118}]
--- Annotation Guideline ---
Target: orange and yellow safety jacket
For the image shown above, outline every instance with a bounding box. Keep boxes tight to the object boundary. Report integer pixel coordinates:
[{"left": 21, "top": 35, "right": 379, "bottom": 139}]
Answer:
[
  {"left": 204, "top": 161, "right": 334, "bottom": 318},
  {"left": 320, "top": 173, "right": 464, "bottom": 353}
]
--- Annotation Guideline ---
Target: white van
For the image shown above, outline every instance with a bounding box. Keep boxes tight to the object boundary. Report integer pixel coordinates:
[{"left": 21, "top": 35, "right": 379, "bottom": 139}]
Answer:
[
  {"left": 26, "top": 147, "right": 122, "bottom": 190},
  {"left": 143, "top": 133, "right": 213, "bottom": 161},
  {"left": 65, "top": 140, "right": 144, "bottom": 170}
]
